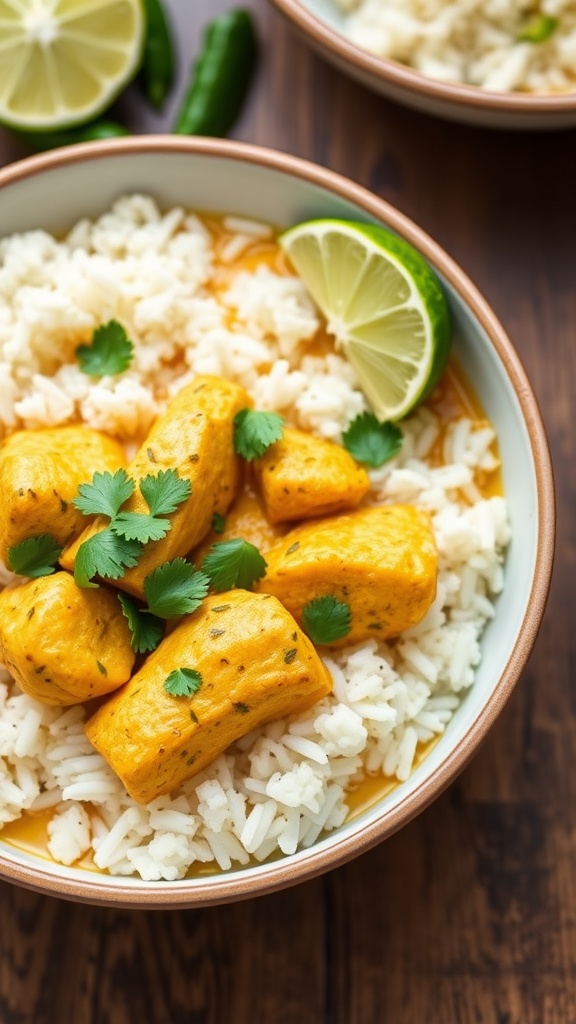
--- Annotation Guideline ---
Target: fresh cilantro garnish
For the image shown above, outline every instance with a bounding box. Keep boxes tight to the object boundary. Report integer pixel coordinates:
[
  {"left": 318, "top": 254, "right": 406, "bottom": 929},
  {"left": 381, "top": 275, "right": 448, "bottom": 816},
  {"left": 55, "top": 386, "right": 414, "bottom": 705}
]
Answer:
[
  {"left": 73, "top": 467, "right": 192, "bottom": 573},
  {"left": 144, "top": 558, "right": 210, "bottom": 618},
  {"left": 517, "top": 13, "right": 557, "bottom": 42},
  {"left": 233, "top": 408, "right": 284, "bottom": 461},
  {"left": 73, "top": 468, "right": 135, "bottom": 519},
  {"left": 212, "top": 512, "right": 226, "bottom": 535},
  {"left": 164, "top": 667, "right": 203, "bottom": 698},
  {"left": 74, "top": 528, "right": 143, "bottom": 588},
  {"left": 302, "top": 595, "right": 352, "bottom": 645},
  {"left": 342, "top": 412, "right": 403, "bottom": 468},
  {"left": 111, "top": 469, "right": 191, "bottom": 544},
  {"left": 7, "top": 534, "right": 63, "bottom": 578},
  {"left": 117, "top": 593, "right": 164, "bottom": 654},
  {"left": 201, "top": 538, "right": 267, "bottom": 591},
  {"left": 139, "top": 470, "right": 191, "bottom": 516},
  {"left": 111, "top": 512, "right": 170, "bottom": 544},
  {"left": 75, "top": 320, "right": 134, "bottom": 377}
]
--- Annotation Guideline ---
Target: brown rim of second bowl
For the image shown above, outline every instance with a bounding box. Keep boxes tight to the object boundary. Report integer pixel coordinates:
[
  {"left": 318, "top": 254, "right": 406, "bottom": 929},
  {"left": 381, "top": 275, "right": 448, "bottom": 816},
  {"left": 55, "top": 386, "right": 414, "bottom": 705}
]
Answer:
[
  {"left": 0, "top": 136, "right": 556, "bottom": 907},
  {"left": 270, "top": 0, "right": 576, "bottom": 117}
]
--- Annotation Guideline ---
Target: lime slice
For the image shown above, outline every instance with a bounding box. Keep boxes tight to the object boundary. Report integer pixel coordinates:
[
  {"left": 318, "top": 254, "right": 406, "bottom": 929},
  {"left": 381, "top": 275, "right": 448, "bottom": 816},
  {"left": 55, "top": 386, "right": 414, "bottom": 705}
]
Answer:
[
  {"left": 280, "top": 219, "right": 452, "bottom": 421},
  {"left": 0, "top": 0, "right": 144, "bottom": 130}
]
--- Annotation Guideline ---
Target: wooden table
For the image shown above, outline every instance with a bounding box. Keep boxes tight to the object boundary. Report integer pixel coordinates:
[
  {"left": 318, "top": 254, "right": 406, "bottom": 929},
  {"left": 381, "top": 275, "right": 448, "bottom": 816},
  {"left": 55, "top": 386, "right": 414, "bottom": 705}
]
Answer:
[{"left": 0, "top": 2, "right": 574, "bottom": 1021}]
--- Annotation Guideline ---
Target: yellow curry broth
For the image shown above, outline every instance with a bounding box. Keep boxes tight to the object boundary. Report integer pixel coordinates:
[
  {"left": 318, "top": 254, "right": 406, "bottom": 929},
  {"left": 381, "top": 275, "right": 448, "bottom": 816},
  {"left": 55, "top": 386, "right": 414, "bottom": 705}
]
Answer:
[{"left": 1, "top": 213, "right": 503, "bottom": 871}]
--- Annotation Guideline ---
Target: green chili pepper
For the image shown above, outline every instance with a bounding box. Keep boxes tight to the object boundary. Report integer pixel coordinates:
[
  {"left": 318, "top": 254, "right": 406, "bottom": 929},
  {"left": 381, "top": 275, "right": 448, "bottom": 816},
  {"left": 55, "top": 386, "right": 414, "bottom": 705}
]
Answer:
[
  {"left": 16, "top": 120, "right": 130, "bottom": 152},
  {"left": 517, "top": 13, "right": 558, "bottom": 43},
  {"left": 173, "top": 9, "right": 258, "bottom": 138},
  {"left": 139, "top": 0, "right": 176, "bottom": 110}
]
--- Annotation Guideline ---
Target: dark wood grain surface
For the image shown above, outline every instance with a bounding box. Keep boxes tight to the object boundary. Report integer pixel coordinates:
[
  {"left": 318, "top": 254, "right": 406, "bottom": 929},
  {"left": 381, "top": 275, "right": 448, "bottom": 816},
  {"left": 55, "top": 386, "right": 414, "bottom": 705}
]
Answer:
[{"left": 0, "top": 2, "right": 575, "bottom": 1021}]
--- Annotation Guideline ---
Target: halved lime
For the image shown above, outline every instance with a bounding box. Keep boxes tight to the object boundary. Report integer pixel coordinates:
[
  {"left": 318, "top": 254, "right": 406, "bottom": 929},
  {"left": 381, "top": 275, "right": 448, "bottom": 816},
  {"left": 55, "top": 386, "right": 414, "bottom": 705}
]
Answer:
[
  {"left": 0, "top": 0, "right": 144, "bottom": 130},
  {"left": 280, "top": 219, "right": 452, "bottom": 421}
]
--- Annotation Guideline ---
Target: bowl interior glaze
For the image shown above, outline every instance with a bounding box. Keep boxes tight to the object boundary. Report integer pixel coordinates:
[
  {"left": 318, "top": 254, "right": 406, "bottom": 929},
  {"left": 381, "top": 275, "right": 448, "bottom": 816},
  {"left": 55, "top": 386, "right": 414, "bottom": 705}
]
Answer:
[{"left": 0, "top": 138, "right": 555, "bottom": 906}]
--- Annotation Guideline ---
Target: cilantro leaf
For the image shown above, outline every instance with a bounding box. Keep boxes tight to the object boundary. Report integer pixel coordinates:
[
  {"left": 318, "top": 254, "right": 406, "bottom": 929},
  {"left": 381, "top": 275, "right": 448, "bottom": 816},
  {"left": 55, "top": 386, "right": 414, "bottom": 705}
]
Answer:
[
  {"left": 212, "top": 512, "right": 226, "bottom": 535},
  {"left": 74, "top": 528, "right": 143, "bottom": 588},
  {"left": 144, "top": 558, "right": 210, "bottom": 618},
  {"left": 73, "top": 468, "right": 135, "bottom": 519},
  {"left": 76, "top": 320, "right": 134, "bottom": 377},
  {"left": 164, "top": 667, "right": 203, "bottom": 698},
  {"left": 302, "top": 595, "right": 351, "bottom": 645},
  {"left": 342, "top": 412, "right": 403, "bottom": 469},
  {"left": 117, "top": 593, "right": 164, "bottom": 654},
  {"left": 111, "top": 512, "right": 170, "bottom": 544},
  {"left": 139, "top": 469, "right": 191, "bottom": 516},
  {"left": 517, "top": 13, "right": 557, "bottom": 42},
  {"left": 201, "top": 538, "right": 267, "bottom": 592},
  {"left": 7, "top": 534, "right": 63, "bottom": 578},
  {"left": 233, "top": 408, "right": 284, "bottom": 461}
]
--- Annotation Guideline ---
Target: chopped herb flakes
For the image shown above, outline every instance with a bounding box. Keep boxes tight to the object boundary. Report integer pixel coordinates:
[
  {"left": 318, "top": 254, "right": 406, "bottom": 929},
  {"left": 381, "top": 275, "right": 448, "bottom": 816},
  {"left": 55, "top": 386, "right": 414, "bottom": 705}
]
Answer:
[
  {"left": 212, "top": 512, "right": 226, "bottom": 534},
  {"left": 517, "top": 13, "right": 557, "bottom": 42}
]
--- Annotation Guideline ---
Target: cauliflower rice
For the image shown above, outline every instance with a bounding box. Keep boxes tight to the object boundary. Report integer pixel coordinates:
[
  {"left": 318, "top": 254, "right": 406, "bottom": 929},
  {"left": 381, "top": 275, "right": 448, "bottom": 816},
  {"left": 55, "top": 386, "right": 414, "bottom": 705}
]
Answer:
[
  {"left": 334, "top": 0, "right": 576, "bottom": 93},
  {"left": 0, "top": 195, "right": 510, "bottom": 880}
]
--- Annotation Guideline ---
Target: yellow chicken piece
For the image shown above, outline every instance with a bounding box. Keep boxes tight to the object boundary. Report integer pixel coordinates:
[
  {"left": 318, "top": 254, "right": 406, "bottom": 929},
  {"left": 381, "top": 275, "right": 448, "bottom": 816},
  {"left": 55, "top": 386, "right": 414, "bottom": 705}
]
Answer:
[
  {"left": 254, "top": 427, "right": 370, "bottom": 523},
  {"left": 192, "top": 485, "right": 288, "bottom": 567},
  {"left": 61, "top": 376, "right": 249, "bottom": 597},
  {"left": 258, "top": 505, "right": 438, "bottom": 646},
  {"left": 85, "top": 590, "right": 333, "bottom": 803},
  {"left": 0, "top": 426, "right": 126, "bottom": 565},
  {"left": 0, "top": 571, "right": 135, "bottom": 705}
]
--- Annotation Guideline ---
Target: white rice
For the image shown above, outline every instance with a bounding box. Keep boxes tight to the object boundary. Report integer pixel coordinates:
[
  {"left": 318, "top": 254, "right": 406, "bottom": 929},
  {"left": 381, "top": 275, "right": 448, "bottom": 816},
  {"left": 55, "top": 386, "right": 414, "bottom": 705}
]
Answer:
[
  {"left": 333, "top": 0, "right": 576, "bottom": 93},
  {"left": 0, "top": 195, "right": 510, "bottom": 880}
]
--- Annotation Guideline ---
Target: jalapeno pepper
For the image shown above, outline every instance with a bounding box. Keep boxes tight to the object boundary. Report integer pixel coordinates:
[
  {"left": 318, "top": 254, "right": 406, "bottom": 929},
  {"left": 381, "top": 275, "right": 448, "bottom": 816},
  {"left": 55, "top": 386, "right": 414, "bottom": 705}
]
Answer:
[
  {"left": 139, "top": 0, "right": 176, "bottom": 110},
  {"left": 173, "top": 9, "right": 258, "bottom": 138},
  {"left": 16, "top": 120, "right": 130, "bottom": 152}
]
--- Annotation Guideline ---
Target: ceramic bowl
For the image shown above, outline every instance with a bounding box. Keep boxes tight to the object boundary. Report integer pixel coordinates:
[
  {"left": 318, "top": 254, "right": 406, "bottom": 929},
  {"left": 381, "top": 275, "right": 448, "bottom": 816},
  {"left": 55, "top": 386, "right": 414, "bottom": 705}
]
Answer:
[
  {"left": 270, "top": 0, "right": 576, "bottom": 130},
  {"left": 0, "top": 137, "right": 554, "bottom": 906}
]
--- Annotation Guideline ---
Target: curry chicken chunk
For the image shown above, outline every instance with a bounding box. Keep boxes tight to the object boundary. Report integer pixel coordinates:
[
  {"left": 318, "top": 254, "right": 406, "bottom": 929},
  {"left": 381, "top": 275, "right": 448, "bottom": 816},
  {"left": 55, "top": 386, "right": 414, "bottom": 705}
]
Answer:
[
  {"left": 0, "top": 426, "right": 126, "bottom": 564},
  {"left": 258, "top": 504, "right": 438, "bottom": 646},
  {"left": 0, "top": 571, "right": 135, "bottom": 705},
  {"left": 61, "top": 375, "right": 249, "bottom": 597},
  {"left": 192, "top": 485, "right": 288, "bottom": 566},
  {"left": 254, "top": 427, "right": 370, "bottom": 523},
  {"left": 85, "top": 590, "right": 333, "bottom": 803}
]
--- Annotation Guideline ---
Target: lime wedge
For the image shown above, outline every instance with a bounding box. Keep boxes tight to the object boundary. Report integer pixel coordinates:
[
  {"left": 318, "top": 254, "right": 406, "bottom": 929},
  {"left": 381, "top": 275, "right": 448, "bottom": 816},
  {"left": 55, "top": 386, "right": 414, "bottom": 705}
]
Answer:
[
  {"left": 0, "top": 0, "right": 144, "bottom": 130},
  {"left": 280, "top": 219, "right": 452, "bottom": 421}
]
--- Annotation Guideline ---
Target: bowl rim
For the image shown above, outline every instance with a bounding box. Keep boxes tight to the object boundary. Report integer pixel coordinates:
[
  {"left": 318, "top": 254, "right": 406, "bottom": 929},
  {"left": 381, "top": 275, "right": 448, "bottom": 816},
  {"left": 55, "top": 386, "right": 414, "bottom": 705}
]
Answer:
[
  {"left": 269, "top": 0, "right": 576, "bottom": 116},
  {"left": 0, "top": 135, "right": 555, "bottom": 907}
]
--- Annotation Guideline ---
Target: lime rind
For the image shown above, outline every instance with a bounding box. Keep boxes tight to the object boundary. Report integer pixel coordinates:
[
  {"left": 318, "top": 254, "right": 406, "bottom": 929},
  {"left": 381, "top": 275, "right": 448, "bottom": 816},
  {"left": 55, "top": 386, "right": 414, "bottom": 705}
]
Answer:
[{"left": 280, "top": 219, "right": 452, "bottom": 421}]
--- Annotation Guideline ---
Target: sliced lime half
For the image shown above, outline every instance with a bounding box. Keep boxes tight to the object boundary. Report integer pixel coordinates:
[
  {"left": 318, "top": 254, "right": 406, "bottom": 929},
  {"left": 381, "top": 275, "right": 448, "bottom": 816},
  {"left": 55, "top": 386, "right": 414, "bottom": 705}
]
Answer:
[{"left": 280, "top": 219, "right": 452, "bottom": 421}]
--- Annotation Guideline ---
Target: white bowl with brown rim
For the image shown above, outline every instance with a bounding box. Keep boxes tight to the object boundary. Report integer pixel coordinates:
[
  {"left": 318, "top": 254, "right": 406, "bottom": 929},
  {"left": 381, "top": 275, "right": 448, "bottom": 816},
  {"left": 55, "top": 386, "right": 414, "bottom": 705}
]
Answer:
[
  {"left": 0, "top": 137, "right": 554, "bottom": 907},
  {"left": 270, "top": 0, "right": 576, "bottom": 130}
]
